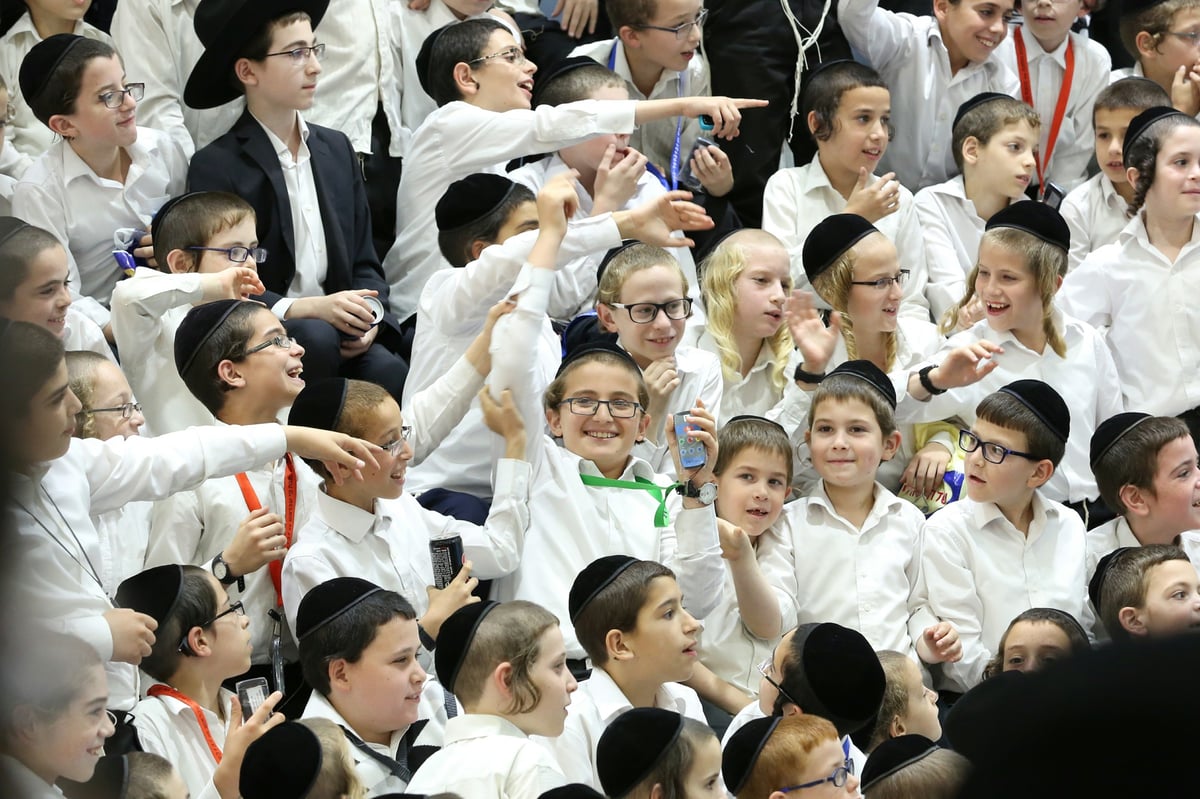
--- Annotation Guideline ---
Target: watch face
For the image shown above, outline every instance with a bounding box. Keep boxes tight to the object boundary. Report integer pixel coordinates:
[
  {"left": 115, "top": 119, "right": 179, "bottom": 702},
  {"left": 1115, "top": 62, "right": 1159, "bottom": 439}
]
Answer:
[
  {"left": 698, "top": 481, "right": 718, "bottom": 504},
  {"left": 213, "top": 558, "right": 229, "bottom": 580}
]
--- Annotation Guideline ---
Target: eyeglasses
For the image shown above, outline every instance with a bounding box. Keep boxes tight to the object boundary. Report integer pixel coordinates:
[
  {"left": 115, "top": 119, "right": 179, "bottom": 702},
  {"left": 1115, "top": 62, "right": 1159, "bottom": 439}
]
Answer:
[
  {"left": 606, "top": 298, "right": 694, "bottom": 324},
  {"left": 98, "top": 83, "right": 144, "bottom": 109},
  {"left": 850, "top": 269, "right": 910, "bottom": 290},
  {"left": 242, "top": 335, "right": 297, "bottom": 356},
  {"left": 1165, "top": 30, "right": 1200, "bottom": 45},
  {"left": 263, "top": 42, "right": 326, "bottom": 65},
  {"left": 177, "top": 601, "right": 246, "bottom": 653},
  {"left": 82, "top": 401, "right": 142, "bottom": 419},
  {"left": 779, "top": 738, "right": 855, "bottom": 792},
  {"left": 186, "top": 245, "right": 268, "bottom": 264},
  {"left": 756, "top": 656, "right": 802, "bottom": 709},
  {"left": 381, "top": 426, "right": 413, "bottom": 457},
  {"left": 468, "top": 46, "right": 528, "bottom": 67},
  {"left": 559, "top": 397, "right": 644, "bottom": 418},
  {"left": 958, "top": 429, "right": 1040, "bottom": 465},
  {"left": 635, "top": 8, "right": 709, "bottom": 39},
  {"left": 105, "top": 710, "right": 118, "bottom": 727}
]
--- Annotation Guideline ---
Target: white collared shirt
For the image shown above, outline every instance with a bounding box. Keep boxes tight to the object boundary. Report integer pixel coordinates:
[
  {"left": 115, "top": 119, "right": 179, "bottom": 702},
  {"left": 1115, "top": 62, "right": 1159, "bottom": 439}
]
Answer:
[
  {"left": 63, "top": 307, "right": 117, "bottom": 363},
  {"left": 540, "top": 667, "right": 705, "bottom": 788},
  {"left": 897, "top": 311, "right": 1122, "bottom": 503},
  {"left": 1060, "top": 172, "right": 1130, "bottom": 273},
  {"left": 995, "top": 29, "right": 1110, "bottom": 191},
  {"left": 1058, "top": 212, "right": 1200, "bottom": 417},
  {"left": 0, "top": 754, "right": 64, "bottom": 799},
  {"left": 761, "top": 156, "right": 931, "bottom": 322},
  {"left": 134, "top": 685, "right": 234, "bottom": 799},
  {"left": 92, "top": 500, "right": 153, "bottom": 600},
  {"left": 834, "top": 0, "right": 1019, "bottom": 190},
  {"left": 11, "top": 126, "right": 189, "bottom": 328},
  {"left": 922, "top": 493, "right": 1089, "bottom": 693},
  {"left": 686, "top": 326, "right": 798, "bottom": 421},
  {"left": 409, "top": 714, "right": 566, "bottom": 799}
]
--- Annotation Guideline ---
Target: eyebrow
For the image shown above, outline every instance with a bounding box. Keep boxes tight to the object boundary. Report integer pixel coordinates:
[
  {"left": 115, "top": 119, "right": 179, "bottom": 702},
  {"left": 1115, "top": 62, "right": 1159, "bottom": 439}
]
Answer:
[
  {"left": 47, "top": 382, "right": 69, "bottom": 404},
  {"left": 34, "top": 277, "right": 65, "bottom": 291},
  {"left": 84, "top": 697, "right": 108, "bottom": 711},
  {"left": 261, "top": 326, "right": 286, "bottom": 339},
  {"left": 655, "top": 596, "right": 680, "bottom": 611},
  {"left": 391, "top": 645, "right": 419, "bottom": 657}
]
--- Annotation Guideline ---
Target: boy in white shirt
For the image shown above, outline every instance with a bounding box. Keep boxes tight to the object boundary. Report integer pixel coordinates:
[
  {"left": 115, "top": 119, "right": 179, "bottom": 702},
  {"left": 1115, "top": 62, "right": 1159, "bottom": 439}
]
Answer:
[
  {"left": 923, "top": 380, "right": 1090, "bottom": 694},
  {"left": 1092, "top": 544, "right": 1200, "bottom": 641},
  {"left": 916, "top": 93, "right": 1039, "bottom": 320}
]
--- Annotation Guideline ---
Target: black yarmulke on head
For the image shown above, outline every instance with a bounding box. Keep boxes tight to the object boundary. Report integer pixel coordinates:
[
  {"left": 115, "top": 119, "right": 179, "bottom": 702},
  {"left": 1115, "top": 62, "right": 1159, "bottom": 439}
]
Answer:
[
  {"left": 115, "top": 565, "right": 185, "bottom": 628},
  {"left": 436, "top": 173, "right": 520, "bottom": 231},
  {"left": 415, "top": 23, "right": 455, "bottom": 100},
  {"left": 722, "top": 716, "right": 781, "bottom": 795},
  {"left": 1089, "top": 546, "right": 1135, "bottom": 612},
  {"left": 597, "top": 708, "right": 685, "bottom": 798},
  {"left": 19, "top": 34, "right": 85, "bottom": 110},
  {"left": 173, "top": 299, "right": 245, "bottom": 379},
  {"left": 296, "top": 577, "right": 384, "bottom": 641},
  {"left": 288, "top": 378, "right": 350, "bottom": 432},
  {"left": 953, "top": 91, "right": 1012, "bottom": 132},
  {"left": 997, "top": 379, "right": 1070, "bottom": 443},
  {"left": 1090, "top": 412, "right": 1152, "bottom": 468},
  {"left": 789, "top": 622, "right": 886, "bottom": 736},
  {"left": 569, "top": 555, "right": 639, "bottom": 623},
  {"left": 985, "top": 201, "right": 1070, "bottom": 252},
  {"left": 150, "top": 192, "right": 206, "bottom": 246},
  {"left": 860, "top": 735, "right": 939, "bottom": 791},
  {"left": 538, "top": 786, "right": 606, "bottom": 799},
  {"left": 826, "top": 359, "right": 896, "bottom": 410},
  {"left": 0, "top": 216, "right": 32, "bottom": 249},
  {"left": 434, "top": 601, "right": 499, "bottom": 695},
  {"left": 556, "top": 338, "right": 636, "bottom": 379},
  {"left": 239, "top": 722, "right": 323, "bottom": 799},
  {"left": 532, "top": 55, "right": 606, "bottom": 107},
  {"left": 1124, "top": 106, "right": 1188, "bottom": 167},
  {"left": 801, "top": 214, "right": 878, "bottom": 283}
]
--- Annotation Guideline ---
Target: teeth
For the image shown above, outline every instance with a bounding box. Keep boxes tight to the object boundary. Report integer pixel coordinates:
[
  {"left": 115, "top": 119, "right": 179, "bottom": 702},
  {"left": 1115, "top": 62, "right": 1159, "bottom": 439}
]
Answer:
[{"left": 586, "top": 431, "right": 617, "bottom": 439}]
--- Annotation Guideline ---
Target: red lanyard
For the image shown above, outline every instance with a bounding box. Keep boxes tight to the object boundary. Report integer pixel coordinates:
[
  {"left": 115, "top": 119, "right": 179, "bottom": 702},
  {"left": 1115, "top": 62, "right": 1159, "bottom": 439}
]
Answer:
[
  {"left": 234, "top": 453, "right": 297, "bottom": 607},
  {"left": 147, "top": 685, "right": 223, "bottom": 763},
  {"left": 1014, "top": 28, "right": 1074, "bottom": 195}
]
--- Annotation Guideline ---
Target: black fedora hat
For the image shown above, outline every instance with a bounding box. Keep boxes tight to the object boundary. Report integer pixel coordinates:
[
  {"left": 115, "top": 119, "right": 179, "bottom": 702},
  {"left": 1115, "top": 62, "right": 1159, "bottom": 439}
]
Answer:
[{"left": 185, "top": 0, "right": 330, "bottom": 110}]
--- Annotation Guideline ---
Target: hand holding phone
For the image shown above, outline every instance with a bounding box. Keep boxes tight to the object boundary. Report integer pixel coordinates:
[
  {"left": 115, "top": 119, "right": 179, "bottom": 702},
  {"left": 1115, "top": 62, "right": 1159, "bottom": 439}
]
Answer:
[{"left": 674, "top": 412, "right": 707, "bottom": 470}]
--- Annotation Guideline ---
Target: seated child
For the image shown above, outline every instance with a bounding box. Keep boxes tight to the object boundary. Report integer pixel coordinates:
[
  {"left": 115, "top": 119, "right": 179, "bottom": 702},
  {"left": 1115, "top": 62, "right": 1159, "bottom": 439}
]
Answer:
[
  {"left": 1093, "top": 544, "right": 1200, "bottom": 641},
  {"left": 1061, "top": 78, "right": 1171, "bottom": 272},
  {"left": 595, "top": 708, "right": 721, "bottom": 799},
  {"left": 109, "top": 190, "right": 265, "bottom": 435},
  {"left": 722, "top": 715, "right": 860, "bottom": 799},
  {"left": 548, "top": 557, "right": 707, "bottom": 788},
  {"left": 119, "top": 565, "right": 285, "bottom": 799},
  {"left": 867, "top": 651, "right": 942, "bottom": 753},
  {"left": 923, "top": 380, "right": 1091, "bottom": 693},
  {"left": 981, "top": 607, "right": 1090, "bottom": 679},
  {"left": 407, "top": 601, "right": 576, "bottom": 799},
  {"left": 915, "top": 93, "right": 1040, "bottom": 319},
  {"left": 238, "top": 719, "right": 365, "bottom": 799},
  {"left": 186, "top": 2, "right": 409, "bottom": 400},
  {"left": 761, "top": 60, "right": 930, "bottom": 321},
  {"left": 296, "top": 577, "right": 450, "bottom": 796},
  {"left": 859, "top": 735, "right": 971, "bottom": 799},
  {"left": 13, "top": 34, "right": 189, "bottom": 332},
  {"left": 1113, "top": 0, "right": 1200, "bottom": 114},
  {"left": 0, "top": 217, "right": 114, "bottom": 361}
]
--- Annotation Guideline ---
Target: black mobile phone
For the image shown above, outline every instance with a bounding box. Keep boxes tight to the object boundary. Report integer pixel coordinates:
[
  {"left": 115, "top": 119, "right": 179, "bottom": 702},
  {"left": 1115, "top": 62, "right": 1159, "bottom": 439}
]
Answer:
[
  {"left": 236, "top": 677, "right": 269, "bottom": 719},
  {"left": 430, "top": 535, "right": 465, "bottom": 589},
  {"left": 1042, "top": 181, "right": 1065, "bottom": 210}
]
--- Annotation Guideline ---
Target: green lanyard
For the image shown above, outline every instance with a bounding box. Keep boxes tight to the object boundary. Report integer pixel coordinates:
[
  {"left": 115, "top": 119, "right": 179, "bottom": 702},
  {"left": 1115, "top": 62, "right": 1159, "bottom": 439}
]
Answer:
[{"left": 578, "top": 473, "right": 677, "bottom": 527}]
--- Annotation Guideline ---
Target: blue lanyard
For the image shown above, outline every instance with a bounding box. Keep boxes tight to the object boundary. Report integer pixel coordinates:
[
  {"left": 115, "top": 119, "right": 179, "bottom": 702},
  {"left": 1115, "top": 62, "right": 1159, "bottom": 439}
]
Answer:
[{"left": 607, "top": 40, "right": 684, "bottom": 191}]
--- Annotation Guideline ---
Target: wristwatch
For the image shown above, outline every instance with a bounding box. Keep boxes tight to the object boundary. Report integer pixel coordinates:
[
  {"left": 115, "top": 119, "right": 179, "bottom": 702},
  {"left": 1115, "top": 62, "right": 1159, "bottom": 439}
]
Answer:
[
  {"left": 676, "top": 479, "right": 718, "bottom": 505},
  {"left": 212, "top": 553, "right": 244, "bottom": 591}
]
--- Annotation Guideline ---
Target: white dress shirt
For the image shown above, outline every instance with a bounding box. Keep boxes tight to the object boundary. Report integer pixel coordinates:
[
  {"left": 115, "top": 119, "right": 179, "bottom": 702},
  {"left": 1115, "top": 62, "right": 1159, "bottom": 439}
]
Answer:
[
  {"left": 0, "top": 755, "right": 64, "bottom": 799},
  {"left": 383, "top": 98, "right": 637, "bottom": 322},
  {"left": 994, "top": 29, "right": 1110, "bottom": 192},
  {"left": 922, "top": 493, "right": 1090, "bottom": 693},
  {"left": 11, "top": 126, "right": 189, "bottom": 328},
  {"left": 63, "top": 308, "right": 117, "bottom": 362},
  {"left": 1085, "top": 516, "right": 1146, "bottom": 582},
  {"left": 761, "top": 156, "right": 931, "bottom": 322},
  {"left": 134, "top": 685, "right": 235, "bottom": 799},
  {"left": 92, "top": 500, "right": 153, "bottom": 600},
  {"left": 409, "top": 714, "right": 566, "bottom": 799},
  {"left": 1058, "top": 212, "right": 1200, "bottom": 417},
  {"left": 1060, "top": 172, "right": 1130, "bottom": 273},
  {"left": 835, "top": 0, "right": 1019, "bottom": 190},
  {"left": 489, "top": 267, "right": 724, "bottom": 657},
  {"left": 686, "top": 326, "right": 800, "bottom": 421}
]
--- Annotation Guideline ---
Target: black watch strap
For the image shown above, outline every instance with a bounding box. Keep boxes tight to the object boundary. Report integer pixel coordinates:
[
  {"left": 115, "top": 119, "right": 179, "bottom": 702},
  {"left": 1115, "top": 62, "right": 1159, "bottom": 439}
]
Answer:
[
  {"left": 794, "top": 364, "right": 826, "bottom": 384},
  {"left": 918, "top": 365, "right": 947, "bottom": 396}
]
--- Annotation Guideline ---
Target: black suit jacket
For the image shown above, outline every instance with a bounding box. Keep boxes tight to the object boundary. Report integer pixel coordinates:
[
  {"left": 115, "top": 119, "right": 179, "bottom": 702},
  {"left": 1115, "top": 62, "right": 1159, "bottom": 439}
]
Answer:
[{"left": 187, "top": 110, "right": 401, "bottom": 338}]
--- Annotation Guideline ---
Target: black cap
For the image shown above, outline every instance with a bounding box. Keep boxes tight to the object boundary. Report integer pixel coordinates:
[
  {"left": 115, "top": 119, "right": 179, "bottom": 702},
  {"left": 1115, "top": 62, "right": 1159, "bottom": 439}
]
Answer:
[
  {"left": 568, "top": 555, "right": 639, "bottom": 623},
  {"left": 985, "top": 202, "right": 1070, "bottom": 252},
  {"left": 860, "top": 735, "right": 939, "bottom": 791},
  {"left": 801, "top": 214, "right": 878, "bottom": 283},
  {"left": 287, "top": 378, "right": 350, "bottom": 431},
  {"left": 149, "top": 192, "right": 206, "bottom": 246},
  {"left": 1124, "top": 106, "right": 1188, "bottom": 167},
  {"left": 532, "top": 55, "right": 608, "bottom": 107},
  {"left": 538, "top": 786, "right": 606, "bottom": 799},
  {"left": 173, "top": 299, "right": 247, "bottom": 379},
  {"left": 943, "top": 669, "right": 1026, "bottom": 761},
  {"left": 436, "top": 174, "right": 521, "bottom": 231},
  {"left": 826, "top": 359, "right": 896, "bottom": 410},
  {"left": 0, "top": 216, "right": 32, "bottom": 250},
  {"left": 61, "top": 754, "right": 129, "bottom": 799},
  {"left": 115, "top": 565, "right": 185, "bottom": 628},
  {"left": 786, "top": 622, "right": 886, "bottom": 736},
  {"left": 997, "top": 379, "right": 1070, "bottom": 443},
  {"left": 415, "top": 23, "right": 456, "bottom": 100},
  {"left": 296, "top": 577, "right": 384, "bottom": 641},
  {"left": 556, "top": 338, "right": 638, "bottom": 378},
  {"left": 597, "top": 708, "right": 685, "bottom": 798},
  {"left": 596, "top": 239, "right": 641, "bottom": 287},
  {"left": 953, "top": 92, "right": 1013, "bottom": 132},
  {"left": 239, "top": 722, "right": 323, "bottom": 799},
  {"left": 19, "top": 34, "right": 86, "bottom": 112},
  {"left": 1088, "top": 546, "right": 1135, "bottom": 612},
  {"left": 722, "top": 716, "right": 781, "bottom": 795},
  {"left": 434, "top": 601, "right": 499, "bottom": 695},
  {"left": 1090, "top": 412, "right": 1153, "bottom": 468}
]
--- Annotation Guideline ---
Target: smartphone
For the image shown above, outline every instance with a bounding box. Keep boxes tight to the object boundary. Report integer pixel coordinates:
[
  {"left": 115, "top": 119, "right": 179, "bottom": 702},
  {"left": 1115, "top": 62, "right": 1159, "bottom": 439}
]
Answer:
[
  {"left": 1042, "top": 181, "right": 1065, "bottom": 210},
  {"left": 674, "top": 412, "right": 707, "bottom": 469},
  {"left": 678, "top": 137, "right": 716, "bottom": 191},
  {"left": 236, "top": 677, "right": 269, "bottom": 719},
  {"left": 430, "top": 535, "right": 465, "bottom": 590}
]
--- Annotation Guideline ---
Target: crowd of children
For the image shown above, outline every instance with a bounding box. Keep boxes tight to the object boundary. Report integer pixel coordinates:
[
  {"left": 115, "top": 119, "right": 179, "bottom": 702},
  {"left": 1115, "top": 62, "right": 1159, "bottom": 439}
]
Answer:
[{"left": 2, "top": 0, "right": 1200, "bottom": 796}]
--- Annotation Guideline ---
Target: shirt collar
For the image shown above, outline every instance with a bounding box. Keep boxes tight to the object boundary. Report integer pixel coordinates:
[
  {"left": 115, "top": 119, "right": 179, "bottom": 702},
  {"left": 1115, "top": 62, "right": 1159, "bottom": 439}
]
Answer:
[
  {"left": 60, "top": 136, "right": 149, "bottom": 186},
  {"left": 586, "top": 667, "right": 690, "bottom": 722},
  {"left": 8, "top": 13, "right": 87, "bottom": 41},
  {"left": 253, "top": 110, "right": 310, "bottom": 159},
  {"left": 576, "top": 452, "right": 657, "bottom": 483},
  {"left": 1098, "top": 174, "right": 1128, "bottom": 211},
  {"left": 1025, "top": 31, "right": 1070, "bottom": 68},
  {"left": 442, "top": 713, "right": 529, "bottom": 745},
  {"left": 802, "top": 156, "right": 839, "bottom": 196},
  {"left": 303, "top": 691, "right": 409, "bottom": 753},
  {"left": 807, "top": 481, "right": 904, "bottom": 527},
  {"left": 970, "top": 491, "right": 1052, "bottom": 539},
  {"left": 315, "top": 489, "right": 384, "bottom": 544}
]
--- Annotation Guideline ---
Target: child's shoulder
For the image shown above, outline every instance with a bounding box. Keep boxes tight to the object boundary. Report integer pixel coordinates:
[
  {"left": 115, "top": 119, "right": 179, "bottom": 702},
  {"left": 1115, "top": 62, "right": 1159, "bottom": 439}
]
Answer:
[
  {"left": 923, "top": 496, "right": 977, "bottom": 532},
  {"left": 914, "top": 175, "right": 966, "bottom": 206}
]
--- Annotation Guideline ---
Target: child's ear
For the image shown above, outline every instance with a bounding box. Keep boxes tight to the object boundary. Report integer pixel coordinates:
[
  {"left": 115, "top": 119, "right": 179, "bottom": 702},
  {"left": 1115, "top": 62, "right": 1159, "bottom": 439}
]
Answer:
[
  {"left": 328, "top": 657, "right": 351, "bottom": 692},
  {"left": 962, "top": 136, "right": 981, "bottom": 166},
  {"left": 545, "top": 406, "right": 564, "bottom": 438},
  {"left": 636, "top": 408, "right": 652, "bottom": 443},
  {"left": 183, "top": 626, "right": 210, "bottom": 657},
  {"left": 932, "top": 0, "right": 951, "bottom": 23},
  {"left": 606, "top": 628, "right": 633, "bottom": 662},
  {"left": 804, "top": 428, "right": 812, "bottom": 446},
  {"left": 453, "top": 62, "right": 478, "bottom": 98},
  {"left": 10, "top": 705, "right": 41, "bottom": 744},
  {"left": 617, "top": 25, "right": 641, "bottom": 48},
  {"left": 1126, "top": 165, "right": 1140, "bottom": 187},
  {"left": 1135, "top": 31, "right": 1159, "bottom": 60},
  {"left": 1118, "top": 605, "right": 1149, "bottom": 637},
  {"left": 47, "top": 113, "right": 75, "bottom": 140},
  {"left": 1119, "top": 483, "right": 1150, "bottom": 517},
  {"left": 1026, "top": 459, "right": 1055, "bottom": 489},
  {"left": 648, "top": 784, "right": 666, "bottom": 799},
  {"left": 889, "top": 713, "right": 906, "bottom": 738},
  {"left": 216, "top": 358, "right": 247, "bottom": 391},
  {"left": 1052, "top": 274, "right": 1063, "bottom": 295},
  {"left": 165, "top": 248, "right": 195, "bottom": 275},
  {"left": 807, "top": 110, "right": 820, "bottom": 137},
  {"left": 595, "top": 302, "right": 619, "bottom": 333},
  {"left": 492, "top": 661, "right": 515, "bottom": 698},
  {"left": 469, "top": 239, "right": 489, "bottom": 262},
  {"left": 233, "top": 57, "right": 259, "bottom": 88},
  {"left": 881, "top": 430, "right": 902, "bottom": 462}
]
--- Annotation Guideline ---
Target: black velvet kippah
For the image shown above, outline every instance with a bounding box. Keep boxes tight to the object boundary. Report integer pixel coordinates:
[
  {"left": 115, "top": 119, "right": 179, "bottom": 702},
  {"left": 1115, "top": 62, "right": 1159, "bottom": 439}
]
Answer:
[
  {"left": 826, "top": 359, "right": 897, "bottom": 410},
  {"left": 791, "top": 622, "right": 886, "bottom": 736},
  {"left": 800, "top": 59, "right": 858, "bottom": 106},
  {"left": 173, "top": 299, "right": 245, "bottom": 379},
  {"left": 296, "top": 577, "right": 384, "bottom": 641},
  {"left": 1089, "top": 546, "right": 1135, "bottom": 612},
  {"left": 801, "top": 214, "right": 877, "bottom": 282},
  {"left": 538, "top": 785, "right": 606, "bottom": 799},
  {"left": 115, "top": 565, "right": 185, "bottom": 628},
  {"left": 1090, "top": 412, "right": 1153, "bottom": 468},
  {"left": 416, "top": 23, "right": 456, "bottom": 100},
  {"left": 596, "top": 239, "right": 641, "bottom": 287},
  {"left": 943, "top": 670, "right": 1026, "bottom": 760},
  {"left": 986, "top": 201, "right": 1070, "bottom": 252},
  {"left": 150, "top": 192, "right": 205, "bottom": 246},
  {"left": 860, "top": 735, "right": 939, "bottom": 791},
  {"left": 997, "top": 379, "right": 1070, "bottom": 443},
  {"left": 0, "top": 216, "right": 32, "bottom": 250},
  {"left": 61, "top": 754, "right": 129, "bottom": 799},
  {"left": 436, "top": 174, "right": 521, "bottom": 231},
  {"left": 287, "top": 378, "right": 350, "bottom": 432},
  {"left": 239, "top": 722, "right": 322, "bottom": 799},
  {"left": 1124, "top": 106, "right": 1188, "bottom": 167},
  {"left": 953, "top": 91, "right": 1012, "bottom": 132},
  {"left": 722, "top": 716, "right": 781, "bottom": 795},
  {"left": 569, "top": 555, "right": 639, "bottom": 623},
  {"left": 19, "top": 34, "right": 84, "bottom": 110},
  {"left": 434, "top": 601, "right": 499, "bottom": 695},
  {"left": 556, "top": 338, "right": 638, "bottom": 378},
  {"left": 532, "top": 55, "right": 607, "bottom": 107},
  {"left": 598, "top": 708, "right": 685, "bottom": 798}
]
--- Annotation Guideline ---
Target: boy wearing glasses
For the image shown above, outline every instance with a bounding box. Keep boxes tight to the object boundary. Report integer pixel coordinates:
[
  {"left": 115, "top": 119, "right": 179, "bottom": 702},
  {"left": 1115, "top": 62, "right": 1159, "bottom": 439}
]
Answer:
[
  {"left": 922, "top": 380, "right": 1092, "bottom": 695},
  {"left": 185, "top": 0, "right": 410, "bottom": 404}
]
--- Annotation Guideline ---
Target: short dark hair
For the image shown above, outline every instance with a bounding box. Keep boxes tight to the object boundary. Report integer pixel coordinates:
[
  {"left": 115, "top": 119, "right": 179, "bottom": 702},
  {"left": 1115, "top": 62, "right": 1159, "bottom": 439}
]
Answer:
[
  {"left": 573, "top": 560, "right": 674, "bottom": 666},
  {"left": 178, "top": 301, "right": 266, "bottom": 415},
  {"left": 535, "top": 62, "right": 627, "bottom": 108},
  {"left": 1093, "top": 417, "right": 1192, "bottom": 515},
  {"left": 808, "top": 375, "right": 898, "bottom": 438},
  {"left": 126, "top": 751, "right": 179, "bottom": 799},
  {"left": 1099, "top": 545, "right": 1192, "bottom": 642},
  {"left": 426, "top": 18, "right": 509, "bottom": 107},
  {"left": 802, "top": 60, "right": 892, "bottom": 144},
  {"left": 543, "top": 349, "right": 650, "bottom": 414},
  {"left": 952, "top": 96, "right": 1040, "bottom": 173},
  {"left": 982, "top": 607, "right": 1090, "bottom": 680},
  {"left": 436, "top": 183, "right": 536, "bottom": 268},
  {"left": 0, "top": 321, "right": 65, "bottom": 452},
  {"left": 714, "top": 417, "right": 793, "bottom": 485},
  {"left": 1125, "top": 113, "right": 1200, "bottom": 215},
  {"left": 153, "top": 192, "right": 256, "bottom": 270},
  {"left": 1094, "top": 77, "right": 1172, "bottom": 119},
  {"left": 234, "top": 11, "right": 312, "bottom": 96},
  {"left": 299, "top": 589, "right": 417, "bottom": 697},
  {"left": 26, "top": 38, "right": 118, "bottom": 125},
  {"left": 1118, "top": 0, "right": 1200, "bottom": 60},
  {"left": 0, "top": 223, "right": 63, "bottom": 303},
  {"left": 607, "top": 0, "right": 659, "bottom": 29},
  {"left": 975, "top": 391, "right": 1066, "bottom": 467},
  {"left": 140, "top": 565, "right": 219, "bottom": 683}
]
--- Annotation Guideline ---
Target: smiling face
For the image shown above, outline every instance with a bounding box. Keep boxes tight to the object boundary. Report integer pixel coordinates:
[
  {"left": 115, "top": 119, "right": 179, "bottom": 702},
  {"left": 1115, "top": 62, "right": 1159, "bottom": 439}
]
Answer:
[
  {"left": 516, "top": 625, "right": 578, "bottom": 737},
  {"left": 935, "top": 0, "right": 1011, "bottom": 69},
  {"left": 731, "top": 242, "right": 791, "bottom": 343},
  {"left": 30, "top": 663, "right": 112, "bottom": 784},
  {"left": 621, "top": 576, "right": 701, "bottom": 684},
  {"left": 1130, "top": 560, "right": 1200, "bottom": 637},
  {"left": 220, "top": 308, "right": 306, "bottom": 413},
  {"left": 845, "top": 233, "right": 904, "bottom": 335},
  {"left": 597, "top": 263, "right": 689, "bottom": 367},
  {"left": 816, "top": 86, "right": 892, "bottom": 186},
  {"left": 82, "top": 360, "right": 145, "bottom": 440},
  {"left": 1094, "top": 107, "right": 1140, "bottom": 188},
  {"left": 350, "top": 397, "right": 414, "bottom": 503},
  {"left": 240, "top": 18, "right": 322, "bottom": 112},
  {"left": 546, "top": 360, "right": 651, "bottom": 478},
  {"left": 625, "top": 0, "right": 705, "bottom": 74},
  {"left": 0, "top": 243, "right": 72, "bottom": 338},
  {"left": 1138, "top": 125, "right": 1200, "bottom": 219},
  {"left": 53, "top": 54, "right": 137, "bottom": 151},
  {"left": 1000, "top": 619, "right": 1073, "bottom": 673},
  {"left": 968, "top": 121, "right": 1039, "bottom": 200},
  {"left": 715, "top": 446, "right": 790, "bottom": 537},
  {"left": 1020, "top": 0, "right": 1084, "bottom": 50},
  {"left": 336, "top": 616, "right": 428, "bottom": 739},
  {"left": 974, "top": 238, "right": 1045, "bottom": 345},
  {"left": 1136, "top": 435, "right": 1200, "bottom": 537},
  {"left": 467, "top": 29, "right": 537, "bottom": 112},
  {"left": 806, "top": 396, "right": 899, "bottom": 492},
  {"left": 16, "top": 358, "right": 83, "bottom": 465}
]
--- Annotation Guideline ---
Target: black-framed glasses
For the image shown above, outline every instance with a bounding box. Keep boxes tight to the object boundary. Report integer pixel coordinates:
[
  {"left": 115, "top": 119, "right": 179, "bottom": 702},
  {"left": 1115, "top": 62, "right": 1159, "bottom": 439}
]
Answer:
[
  {"left": 757, "top": 656, "right": 802, "bottom": 709},
  {"left": 381, "top": 426, "right": 413, "bottom": 457},
  {"left": 82, "top": 401, "right": 142, "bottom": 419},
  {"left": 468, "top": 46, "right": 528, "bottom": 66},
  {"left": 98, "top": 83, "right": 144, "bottom": 109},
  {"left": 263, "top": 43, "right": 326, "bottom": 65},
  {"left": 959, "top": 429, "right": 1040, "bottom": 465},
  {"left": 242, "top": 335, "right": 297, "bottom": 357},
  {"left": 177, "top": 601, "right": 246, "bottom": 653},
  {"left": 635, "top": 8, "right": 708, "bottom": 39},
  {"left": 559, "top": 397, "right": 643, "bottom": 418},
  {"left": 779, "top": 738, "right": 855, "bottom": 792},
  {"left": 186, "top": 245, "right": 268, "bottom": 264},
  {"left": 850, "top": 270, "right": 909, "bottom": 290},
  {"left": 607, "top": 298, "right": 693, "bottom": 324}
]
